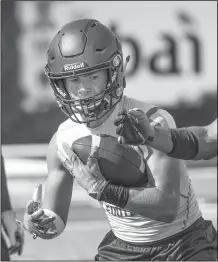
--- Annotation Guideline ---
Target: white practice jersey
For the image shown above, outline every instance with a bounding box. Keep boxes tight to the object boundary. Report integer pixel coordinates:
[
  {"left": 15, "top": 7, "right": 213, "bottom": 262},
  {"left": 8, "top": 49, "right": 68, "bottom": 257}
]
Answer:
[{"left": 56, "top": 95, "right": 202, "bottom": 243}]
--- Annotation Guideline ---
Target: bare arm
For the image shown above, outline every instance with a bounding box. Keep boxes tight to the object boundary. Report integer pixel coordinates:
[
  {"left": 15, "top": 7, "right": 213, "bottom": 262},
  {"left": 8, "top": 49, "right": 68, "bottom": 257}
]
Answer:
[
  {"left": 125, "top": 112, "right": 181, "bottom": 223},
  {"left": 125, "top": 148, "right": 181, "bottom": 223},
  {"left": 194, "top": 118, "right": 217, "bottom": 160},
  {"left": 42, "top": 133, "right": 74, "bottom": 224},
  {"left": 145, "top": 124, "right": 173, "bottom": 153},
  {"left": 146, "top": 119, "right": 217, "bottom": 161},
  {"left": 1, "top": 155, "right": 24, "bottom": 255}
]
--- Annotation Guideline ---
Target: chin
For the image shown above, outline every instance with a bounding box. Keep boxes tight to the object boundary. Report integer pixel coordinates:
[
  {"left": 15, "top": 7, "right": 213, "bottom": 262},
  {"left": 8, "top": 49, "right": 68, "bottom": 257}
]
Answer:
[{"left": 88, "top": 108, "right": 116, "bottom": 128}]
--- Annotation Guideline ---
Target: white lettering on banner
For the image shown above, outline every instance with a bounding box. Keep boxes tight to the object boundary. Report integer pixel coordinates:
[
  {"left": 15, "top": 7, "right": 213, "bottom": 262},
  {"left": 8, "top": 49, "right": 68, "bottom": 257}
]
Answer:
[
  {"left": 50, "top": 1, "right": 216, "bottom": 104},
  {"left": 64, "top": 62, "right": 85, "bottom": 71}
]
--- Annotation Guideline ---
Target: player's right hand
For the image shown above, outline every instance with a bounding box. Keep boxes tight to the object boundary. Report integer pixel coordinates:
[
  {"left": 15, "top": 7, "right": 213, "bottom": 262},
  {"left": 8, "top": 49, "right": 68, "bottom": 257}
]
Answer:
[
  {"left": 57, "top": 143, "right": 109, "bottom": 201},
  {"left": 23, "top": 184, "right": 57, "bottom": 240}
]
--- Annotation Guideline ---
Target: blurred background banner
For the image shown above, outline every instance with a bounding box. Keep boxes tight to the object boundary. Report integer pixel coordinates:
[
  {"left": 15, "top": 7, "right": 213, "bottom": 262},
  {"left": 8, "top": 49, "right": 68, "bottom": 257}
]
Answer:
[{"left": 2, "top": 0, "right": 217, "bottom": 145}]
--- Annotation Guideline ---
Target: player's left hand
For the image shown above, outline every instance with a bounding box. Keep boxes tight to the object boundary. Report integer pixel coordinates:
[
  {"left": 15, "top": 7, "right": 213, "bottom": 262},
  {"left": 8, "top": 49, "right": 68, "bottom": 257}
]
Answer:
[
  {"left": 22, "top": 184, "right": 58, "bottom": 240},
  {"left": 114, "top": 108, "right": 154, "bottom": 145},
  {"left": 58, "top": 143, "right": 109, "bottom": 200}
]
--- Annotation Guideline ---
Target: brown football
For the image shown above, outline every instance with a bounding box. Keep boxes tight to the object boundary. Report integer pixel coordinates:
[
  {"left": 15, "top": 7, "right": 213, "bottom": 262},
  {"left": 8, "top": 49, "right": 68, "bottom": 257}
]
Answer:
[{"left": 71, "top": 134, "right": 148, "bottom": 187}]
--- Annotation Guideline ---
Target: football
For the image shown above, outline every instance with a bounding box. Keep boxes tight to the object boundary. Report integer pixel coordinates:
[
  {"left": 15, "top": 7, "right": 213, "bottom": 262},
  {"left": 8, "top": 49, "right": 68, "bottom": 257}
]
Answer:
[{"left": 71, "top": 134, "right": 148, "bottom": 187}]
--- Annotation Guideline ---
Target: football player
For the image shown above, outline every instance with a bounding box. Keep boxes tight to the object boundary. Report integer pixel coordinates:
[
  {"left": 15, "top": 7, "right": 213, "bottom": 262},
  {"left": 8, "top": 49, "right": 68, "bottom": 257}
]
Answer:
[
  {"left": 115, "top": 110, "right": 217, "bottom": 161},
  {"left": 1, "top": 155, "right": 24, "bottom": 261},
  {"left": 23, "top": 19, "right": 217, "bottom": 260}
]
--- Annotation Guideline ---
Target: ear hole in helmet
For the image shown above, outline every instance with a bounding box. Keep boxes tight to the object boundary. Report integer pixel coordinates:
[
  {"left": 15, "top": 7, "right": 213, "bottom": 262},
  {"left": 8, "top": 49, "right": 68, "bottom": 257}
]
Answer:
[{"left": 91, "top": 22, "right": 98, "bottom": 27}]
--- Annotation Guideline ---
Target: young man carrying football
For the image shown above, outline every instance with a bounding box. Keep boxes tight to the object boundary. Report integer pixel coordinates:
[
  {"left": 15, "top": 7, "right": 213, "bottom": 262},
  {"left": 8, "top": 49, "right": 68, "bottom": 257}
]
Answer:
[{"left": 23, "top": 19, "right": 217, "bottom": 260}]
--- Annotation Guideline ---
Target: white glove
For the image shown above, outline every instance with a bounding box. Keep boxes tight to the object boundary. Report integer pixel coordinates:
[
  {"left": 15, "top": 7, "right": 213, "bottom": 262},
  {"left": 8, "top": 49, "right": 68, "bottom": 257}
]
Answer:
[
  {"left": 57, "top": 143, "right": 109, "bottom": 200},
  {"left": 22, "top": 184, "right": 65, "bottom": 240}
]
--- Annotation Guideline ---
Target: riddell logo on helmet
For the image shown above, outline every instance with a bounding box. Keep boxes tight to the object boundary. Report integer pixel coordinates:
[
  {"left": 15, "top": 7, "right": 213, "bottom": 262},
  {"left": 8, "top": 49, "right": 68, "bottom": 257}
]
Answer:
[
  {"left": 64, "top": 62, "right": 85, "bottom": 71},
  {"left": 56, "top": 87, "right": 67, "bottom": 97}
]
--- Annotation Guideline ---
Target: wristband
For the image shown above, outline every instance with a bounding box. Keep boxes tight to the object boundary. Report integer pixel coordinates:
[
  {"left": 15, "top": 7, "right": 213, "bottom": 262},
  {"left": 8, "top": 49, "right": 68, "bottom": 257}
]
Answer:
[
  {"left": 167, "top": 128, "right": 199, "bottom": 160},
  {"left": 99, "top": 182, "right": 129, "bottom": 209}
]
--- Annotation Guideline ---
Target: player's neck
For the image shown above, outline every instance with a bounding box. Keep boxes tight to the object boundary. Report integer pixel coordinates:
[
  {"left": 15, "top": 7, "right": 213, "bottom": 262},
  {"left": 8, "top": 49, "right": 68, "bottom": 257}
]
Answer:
[{"left": 88, "top": 106, "right": 116, "bottom": 129}]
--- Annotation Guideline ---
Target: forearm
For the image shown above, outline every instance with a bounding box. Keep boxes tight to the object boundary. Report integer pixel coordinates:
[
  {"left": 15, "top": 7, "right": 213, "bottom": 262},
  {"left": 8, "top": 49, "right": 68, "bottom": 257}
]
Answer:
[
  {"left": 166, "top": 127, "right": 199, "bottom": 160},
  {"left": 144, "top": 125, "right": 205, "bottom": 160},
  {"left": 193, "top": 122, "right": 217, "bottom": 160},
  {"left": 147, "top": 123, "right": 217, "bottom": 160},
  {"left": 146, "top": 125, "right": 201, "bottom": 160},
  {"left": 145, "top": 125, "right": 173, "bottom": 153},
  {"left": 167, "top": 125, "right": 217, "bottom": 160},
  {"left": 125, "top": 187, "right": 179, "bottom": 223},
  {"left": 100, "top": 153, "right": 180, "bottom": 223},
  {"left": 42, "top": 170, "right": 73, "bottom": 224}
]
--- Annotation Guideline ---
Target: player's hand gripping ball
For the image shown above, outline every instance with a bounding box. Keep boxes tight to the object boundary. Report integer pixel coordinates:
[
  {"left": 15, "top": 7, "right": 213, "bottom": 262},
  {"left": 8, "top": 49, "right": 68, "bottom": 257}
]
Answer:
[
  {"left": 114, "top": 109, "right": 154, "bottom": 145},
  {"left": 58, "top": 143, "right": 109, "bottom": 200},
  {"left": 66, "top": 134, "right": 148, "bottom": 187},
  {"left": 22, "top": 184, "right": 65, "bottom": 240}
]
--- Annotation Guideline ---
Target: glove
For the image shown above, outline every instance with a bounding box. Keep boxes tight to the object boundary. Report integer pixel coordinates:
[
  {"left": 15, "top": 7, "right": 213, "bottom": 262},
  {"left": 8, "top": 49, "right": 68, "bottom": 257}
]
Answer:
[
  {"left": 1, "top": 210, "right": 24, "bottom": 256},
  {"left": 22, "top": 184, "right": 62, "bottom": 240},
  {"left": 57, "top": 143, "right": 109, "bottom": 200},
  {"left": 114, "top": 108, "right": 154, "bottom": 145}
]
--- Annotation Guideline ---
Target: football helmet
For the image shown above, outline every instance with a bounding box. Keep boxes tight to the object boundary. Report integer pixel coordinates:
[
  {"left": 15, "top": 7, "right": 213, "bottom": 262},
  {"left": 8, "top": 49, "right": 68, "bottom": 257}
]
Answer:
[{"left": 45, "top": 19, "right": 128, "bottom": 125}]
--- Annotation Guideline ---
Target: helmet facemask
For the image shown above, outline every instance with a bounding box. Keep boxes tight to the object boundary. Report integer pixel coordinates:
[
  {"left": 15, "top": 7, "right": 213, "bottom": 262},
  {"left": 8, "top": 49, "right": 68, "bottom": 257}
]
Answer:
[
  {"left": 44, "top": 19, "right": 130, "bottom": 126},
  {"left": 45, "top": 53, "right": 126, "bottom": 126}
]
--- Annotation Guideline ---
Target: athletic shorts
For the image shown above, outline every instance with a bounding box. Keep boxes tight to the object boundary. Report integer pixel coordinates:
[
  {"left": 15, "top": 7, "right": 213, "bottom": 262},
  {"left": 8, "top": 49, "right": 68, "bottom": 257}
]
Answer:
[
  {"left": 1, "top": 233, "right": 10, "bottom": 261},
  {"left": 95, "top": 217, "right": 217, "bottom": 261}
]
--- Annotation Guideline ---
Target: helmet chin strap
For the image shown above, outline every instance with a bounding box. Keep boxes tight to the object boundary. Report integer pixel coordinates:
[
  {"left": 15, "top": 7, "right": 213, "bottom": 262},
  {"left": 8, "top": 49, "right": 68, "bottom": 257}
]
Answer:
[{"left": 89, "top": 56, "right": 130, "bottom": 124}]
